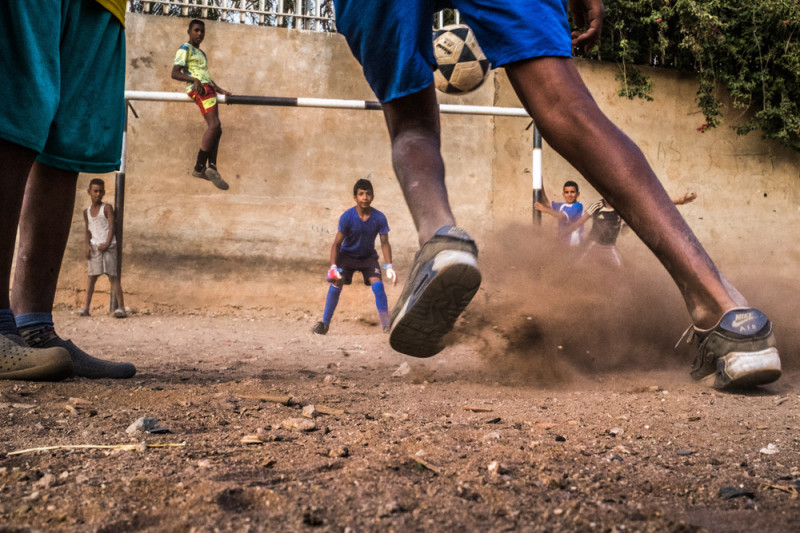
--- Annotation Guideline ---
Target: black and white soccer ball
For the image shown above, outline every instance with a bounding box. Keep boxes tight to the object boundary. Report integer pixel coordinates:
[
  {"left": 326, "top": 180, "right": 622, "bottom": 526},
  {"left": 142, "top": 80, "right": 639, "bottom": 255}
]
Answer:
[{"left": 432, "top": 24, "right": 491, "bottom": 94}]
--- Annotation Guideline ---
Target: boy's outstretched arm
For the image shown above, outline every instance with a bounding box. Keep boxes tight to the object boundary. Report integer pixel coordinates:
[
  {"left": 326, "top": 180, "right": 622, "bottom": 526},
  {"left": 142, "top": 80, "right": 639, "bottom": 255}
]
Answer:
[
  {"left": 210, "top": 80, "right": 232, "bottom": 96},
  {"left": 561, "top": 199, "right": 602, "bottom": 236},
  {"left": 379, "top": 234, "right": 397, "bottom": 285},
  {"left": 673, "top": 192, "right": 697, "bottom": 205}
]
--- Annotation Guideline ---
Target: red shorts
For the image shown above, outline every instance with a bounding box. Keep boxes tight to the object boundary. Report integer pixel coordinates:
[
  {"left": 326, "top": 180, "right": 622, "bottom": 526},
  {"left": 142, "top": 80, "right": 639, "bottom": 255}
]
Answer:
[{"left": 188, "top": 84, "right": 217, "bottom": 116}]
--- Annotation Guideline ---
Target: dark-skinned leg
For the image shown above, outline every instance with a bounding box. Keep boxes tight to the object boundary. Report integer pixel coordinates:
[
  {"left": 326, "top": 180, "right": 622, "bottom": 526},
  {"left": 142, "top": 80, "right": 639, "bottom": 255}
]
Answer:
[
  {"left": 0, "top": 142, "right": 72, "bottom": 381},
  {"left": 13, "top": 162, "right": 135, "bottom": 379},
  {"left": 382, "top": 86, "right": 454, "bottom": 246},
  {"left": 383, "top": 86, "right": 481, "bottom": 357},
  {"left": 506, "top": 57, "right": 780, "bottom": 388},
  {"left": 201, "top": 107, "right": 228, "bottom": 190}
]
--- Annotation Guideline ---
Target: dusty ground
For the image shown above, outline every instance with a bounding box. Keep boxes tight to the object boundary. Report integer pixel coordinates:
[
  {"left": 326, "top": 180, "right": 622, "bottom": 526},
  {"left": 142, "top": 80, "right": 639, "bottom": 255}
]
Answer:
[{"left": 2, "top": 235, "right": 799, "bottom": 532}]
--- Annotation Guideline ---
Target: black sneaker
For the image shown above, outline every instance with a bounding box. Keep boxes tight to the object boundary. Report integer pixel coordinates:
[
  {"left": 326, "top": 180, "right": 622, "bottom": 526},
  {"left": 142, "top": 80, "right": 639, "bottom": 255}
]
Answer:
[
  {"left": 21, "top": 326, "right": 136, "bottom": 379},
  {"left": 0, "top": 333, "right": 73, "bottom": 381},
  {"left": 685, "top": 308, "right": 781, "bottom": 389},
  {"left": 389, "top": 226, "right": 481, "bottom": 357},
  {"left": 311, "top": 321, "right": 329, "bottom": 335}
]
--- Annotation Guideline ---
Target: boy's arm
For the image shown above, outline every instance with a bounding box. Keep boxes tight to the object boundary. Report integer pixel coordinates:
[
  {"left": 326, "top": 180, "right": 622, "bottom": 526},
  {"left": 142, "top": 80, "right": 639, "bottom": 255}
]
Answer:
[
  {"left": 379, "top": 234, "right": 397, "bottom": 285},
  {"left": 83, "top": 210, "right": 92, "bottom": 260},
  {"left": 673, "top": 192, "right": 697, "bottom": 205},
  {"left": 171, "top": 64, "right": 204, "bottom": 95},
  {"left": 329, "top": 231, "right": 345, "bottom": 267},
  {"left": 99, "top": 204, "right": 116, "bottom": 252},
  {"left": 561, "top": 200, "right": 602, "bottom": 237},
  {"left": 534, "top": 201, "right": 568, "bottom": 220},
  {"left": 210, "top": 80, "right": 232, "bottom": 96}
]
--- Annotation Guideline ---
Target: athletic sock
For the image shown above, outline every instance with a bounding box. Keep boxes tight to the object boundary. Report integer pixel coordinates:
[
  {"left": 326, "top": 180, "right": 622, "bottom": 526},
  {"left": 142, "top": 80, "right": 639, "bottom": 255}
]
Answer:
[
  {"left": 195, "top": 149, "right": 210, "bottom": 172},
  {"left": 322, "top": 285, "right": 342, "bottom": 325},
  {"left": 209, "top": 138, "right": 220, "bottom": 168},
  {"left": 0, "top": 309, "right": 19, "bottom": 336},
  {"left": 15, "top": 312, "right": 54, "bottom": 332},
  {"left": 372, "top": 282, "right": 390, "bottom": 328}
]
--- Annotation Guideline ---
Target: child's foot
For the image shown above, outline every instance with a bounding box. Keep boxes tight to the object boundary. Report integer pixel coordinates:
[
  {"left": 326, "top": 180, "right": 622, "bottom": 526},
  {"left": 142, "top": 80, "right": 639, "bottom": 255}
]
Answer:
[
  {"left": 113, "top": 308, "right": 127, "bottom": 319},
  {"left": 78, "top": 308, "right": 91, "bottom": 317},
  {"left": 311, "top": 321, "right": 329, "bottom": 335},
  {"left": 0, "top": 333, "right": 73, "bottom": 381},
  {"left": 192, "top": 166, "right": 210, "bottom": 180},
  {"left": 20, "top": 325, "right": 136, "bottom": 379},
  {"left": 205, "top": 165, "right": 229, "bottom": 191},
  {"left": 389, "top": 226, "right": 481, "bottom": 357},
  {"left": 685, "top": 308, "right": 781, "bottom": 389}
]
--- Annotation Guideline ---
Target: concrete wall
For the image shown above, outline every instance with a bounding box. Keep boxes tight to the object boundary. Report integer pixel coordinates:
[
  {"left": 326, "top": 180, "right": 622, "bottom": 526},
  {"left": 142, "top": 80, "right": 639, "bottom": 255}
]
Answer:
[{"left": 58, "top": 13, "right": 800, "bottom": 311}]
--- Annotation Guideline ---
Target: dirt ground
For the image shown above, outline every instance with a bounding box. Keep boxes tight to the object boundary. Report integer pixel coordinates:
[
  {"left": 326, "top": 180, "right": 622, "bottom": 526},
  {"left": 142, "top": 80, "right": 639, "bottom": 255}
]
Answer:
[{"left": 2, "top": 235, "right": 799, "bottom": 532}]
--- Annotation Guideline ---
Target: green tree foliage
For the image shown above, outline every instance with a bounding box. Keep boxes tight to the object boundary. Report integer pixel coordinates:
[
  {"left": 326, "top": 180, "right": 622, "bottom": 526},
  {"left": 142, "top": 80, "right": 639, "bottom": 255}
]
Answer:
[{"left": 582, "top": 0, "right": 800, "bottom": 152}]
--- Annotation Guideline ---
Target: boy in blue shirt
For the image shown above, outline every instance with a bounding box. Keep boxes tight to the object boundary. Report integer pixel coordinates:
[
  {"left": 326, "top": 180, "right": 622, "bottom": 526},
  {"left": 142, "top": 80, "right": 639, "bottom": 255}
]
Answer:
[
  {"left": 312, "top": 179, "right": 398, "bottom": 335},
  {"left": 535, "top": 180, "right": 585, "bottom": 246}
]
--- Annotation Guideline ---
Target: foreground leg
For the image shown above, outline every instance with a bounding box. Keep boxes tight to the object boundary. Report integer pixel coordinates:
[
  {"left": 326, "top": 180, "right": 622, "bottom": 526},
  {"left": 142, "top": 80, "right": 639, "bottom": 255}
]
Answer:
[
  {"left": 198, "top": 108, "right": 228, "bottom": 191},
  {"left": 383, "top": 87, "right": 481, "bottom": 357},
  {"left": 12, "top": 162, "right": 135, "bottom": 379},
  {"left": 506, "top": 57, "right": 779, "bottom": 388},
  {"left": 108, "top": 275, "right": 127, "bottom": 318},
  {"left": 0, "top": 142, "right": 72, "bottom": 381}
]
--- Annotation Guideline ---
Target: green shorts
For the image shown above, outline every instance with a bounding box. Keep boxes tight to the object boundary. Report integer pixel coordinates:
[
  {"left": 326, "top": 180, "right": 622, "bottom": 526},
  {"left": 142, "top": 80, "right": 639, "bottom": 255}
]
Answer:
[{"left": 0, "top": 0, "right": 126, "bottom": 173}]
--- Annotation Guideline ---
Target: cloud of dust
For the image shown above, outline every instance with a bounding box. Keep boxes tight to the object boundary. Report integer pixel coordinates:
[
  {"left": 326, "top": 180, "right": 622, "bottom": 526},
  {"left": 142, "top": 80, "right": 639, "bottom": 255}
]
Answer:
[{"left": 454, "top": 222, "right": 798, "bottom": 386}]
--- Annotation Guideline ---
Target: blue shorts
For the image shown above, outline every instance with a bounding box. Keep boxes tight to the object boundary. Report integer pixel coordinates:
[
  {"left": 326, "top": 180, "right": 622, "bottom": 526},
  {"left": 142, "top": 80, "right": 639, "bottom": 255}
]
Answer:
[
  {"left": 0, "top": 0, "right": 126, "bottom": 173},
  {"left": 333, "top": 0, "right": 572, "bottom": 103}
]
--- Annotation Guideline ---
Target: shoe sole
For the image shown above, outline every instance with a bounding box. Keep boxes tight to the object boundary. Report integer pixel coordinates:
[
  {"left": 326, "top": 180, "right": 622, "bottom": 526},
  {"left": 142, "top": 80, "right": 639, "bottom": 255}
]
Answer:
[
  {"left": 0, "top": 349, "right": 73, "bottom": 381},
  {"left": 709, "top": 347, "right": 782, "bottom": 390},
  {"left": 389, "top": 250, "right": 481, "bottom": 357}
]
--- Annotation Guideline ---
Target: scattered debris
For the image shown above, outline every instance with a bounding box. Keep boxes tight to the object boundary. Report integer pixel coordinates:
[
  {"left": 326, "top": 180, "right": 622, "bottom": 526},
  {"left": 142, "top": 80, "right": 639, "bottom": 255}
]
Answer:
[
  {"left": 281, "top": 418, "right": 317, "bottom": 432},
  {"left": 463, "top": 406, "right": 493, "bottom": 413},
  {"left": 410, "top": 455, "right": 442, "bottom": 475},
  {"left": 328, "top": 446, "right": 349, "bottom": 458},
  {"left": 760, "top": 443, "right": 780, "bottom": 455},
  {"left": 758, "top": 482, "right": 798, "bottom": 498},
  {"left": 392, "top": 362, "right": 410, "bottom": 377},
  {"left": 718, "top": 486, "right": 755, "bottom": 500},
  {"left": 316, "top": 405, "right": 345, "bottom": 416},
  {"left": 240, "top": 394, "right": 293, "bottom": 406},
  {"left": 126, "top": 417, "right": 170, "bottom": 435},
  {"left": 7, "top": 443, "right": 185, "bottom": 456},
  {"left": 301, "top": 405, "right": 317, "bottom": 419}
]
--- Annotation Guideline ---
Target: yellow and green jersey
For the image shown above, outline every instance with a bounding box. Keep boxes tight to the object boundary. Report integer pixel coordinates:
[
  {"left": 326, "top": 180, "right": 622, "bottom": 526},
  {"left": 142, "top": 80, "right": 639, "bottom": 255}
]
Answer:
[{"left": 173, "top": 43, "right": 211, "bottom": 92}]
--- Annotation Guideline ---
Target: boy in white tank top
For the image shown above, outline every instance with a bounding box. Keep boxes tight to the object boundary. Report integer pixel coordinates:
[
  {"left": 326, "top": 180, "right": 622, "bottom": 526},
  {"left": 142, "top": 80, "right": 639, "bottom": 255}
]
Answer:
[{"left": 79, "top": 178, "right": 127, "bottom": 318}]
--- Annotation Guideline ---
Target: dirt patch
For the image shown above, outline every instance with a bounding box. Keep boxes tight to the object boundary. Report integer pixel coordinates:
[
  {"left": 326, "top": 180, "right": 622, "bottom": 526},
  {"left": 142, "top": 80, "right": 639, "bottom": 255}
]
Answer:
[{"left": 3, "top": 233, "right": 799, "bottom": 532}]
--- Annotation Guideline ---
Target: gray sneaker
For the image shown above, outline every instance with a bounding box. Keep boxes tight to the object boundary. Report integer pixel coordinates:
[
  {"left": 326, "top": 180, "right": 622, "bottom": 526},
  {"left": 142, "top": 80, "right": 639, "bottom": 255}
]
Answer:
[
  {"left": 204, "top": 165, "right": 229, "bottom": 191},
  {"left": 389, "top": 226, "right": 481, "bottom": 357},
  {"left": 0, "top": 333, "right": 73, "bottom": 381},
  {"left": 21, "top": 326, "right": 136, "bottom": 379},
  {"left": 685, "top": 308, "right": 781, "bottom": 389}
]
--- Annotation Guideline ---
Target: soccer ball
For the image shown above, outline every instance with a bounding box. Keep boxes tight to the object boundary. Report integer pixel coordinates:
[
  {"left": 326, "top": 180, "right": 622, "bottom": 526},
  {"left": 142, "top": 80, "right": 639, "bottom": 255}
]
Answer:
[{"left": 432, "top": 24, "right": 491, "bottom": 94}]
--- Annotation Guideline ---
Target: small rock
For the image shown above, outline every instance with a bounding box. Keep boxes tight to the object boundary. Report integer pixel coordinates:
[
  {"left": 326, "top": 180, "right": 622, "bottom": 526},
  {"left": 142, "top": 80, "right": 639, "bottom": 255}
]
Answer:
[
  {"left": 392, "top": 362, "right": 410, "bottom": 377},
  {"left": 35, "top": 473, "right": 56, "bottom": 489},
  {"left": 75, "top": 474, "right": 89, "bottom": 484},
  {"left": 125, "top": 417, "right": 169, "bottom": 435},
  {"left": 760, "top": 443, "right": 780, "bottom": 455},
  {"left": 281, "top": 418, "right": 317, "bottom": 432},
  {"left": 555, "top": 435, "right": 566, "bottom": 442},
  {"left": 197, "top": 459, "right": 212, "bottom": 469},
  {"left": 482, "top": 431, "right": 501, "bottom": 441},
  {"left": 608, "top": 427, "right": 624, "bottom": 437},
  {"left": 301, "top": 405, "right": 317, "bottom": 419},
  {"left": 678, "top": 450, "right": 693, "bottom": 456},
  {"left": 328, "top": 446, "right": 349, "bottom": 458}
]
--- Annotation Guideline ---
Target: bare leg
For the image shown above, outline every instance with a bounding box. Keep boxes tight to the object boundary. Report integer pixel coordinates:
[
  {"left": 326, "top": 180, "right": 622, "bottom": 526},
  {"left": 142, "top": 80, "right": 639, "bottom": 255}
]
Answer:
[
  {"left": 84, "top": 275, "right": 99, "bottom": 311},
  {"left": 0, "top": 140, "right": 37, "bottom": 310},
  {"left": 382, "top": 86, "right": 455, "bottom": 245},
  {"left": 108, "top": 275, "right": 125, "bottom": 310},
  {"left": 506, "top": 57, "right": 739, "bottom": 328},
  {"left": 11, "top": 162, "right": 78, "bottom": 314},
  {"left": 201, "top": 107, "right": 222, "bottom": 154}
]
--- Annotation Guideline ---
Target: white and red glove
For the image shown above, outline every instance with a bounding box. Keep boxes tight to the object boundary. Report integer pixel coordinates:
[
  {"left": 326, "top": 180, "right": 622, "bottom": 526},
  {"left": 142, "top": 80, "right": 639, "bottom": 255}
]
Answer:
[
  {"left": 383, "top": 264, "right": 398, "bottom": 286},
  {"left": 327, "top": 265, "right": 342, "bottom": 283}
]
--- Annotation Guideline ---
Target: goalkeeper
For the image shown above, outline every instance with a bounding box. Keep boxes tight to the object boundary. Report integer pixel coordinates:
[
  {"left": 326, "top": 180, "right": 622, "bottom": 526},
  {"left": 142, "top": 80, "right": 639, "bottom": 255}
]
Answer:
[{"left": 312, "top": 179, "right": 398, "bottom": 335}]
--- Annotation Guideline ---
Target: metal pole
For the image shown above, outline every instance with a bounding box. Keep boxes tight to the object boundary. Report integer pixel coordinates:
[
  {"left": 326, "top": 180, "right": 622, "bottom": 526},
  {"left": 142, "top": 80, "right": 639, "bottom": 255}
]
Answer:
[
  {"left": 532, "top": 124, "right": 543, "bottom": 226},
  {"left": 111, "top": 101, "right": 129, "bottom": 311}
]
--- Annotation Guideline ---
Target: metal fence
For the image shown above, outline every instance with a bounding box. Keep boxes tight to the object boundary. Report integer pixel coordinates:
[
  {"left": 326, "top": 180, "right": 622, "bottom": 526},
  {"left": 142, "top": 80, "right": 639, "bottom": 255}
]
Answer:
[{"left": 128, "top": 1, "right": 459, "bottom": 32}]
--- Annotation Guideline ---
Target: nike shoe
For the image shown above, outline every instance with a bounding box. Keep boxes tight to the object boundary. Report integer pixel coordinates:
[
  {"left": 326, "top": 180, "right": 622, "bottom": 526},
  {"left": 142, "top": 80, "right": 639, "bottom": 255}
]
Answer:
[
  {"left": 685, "top": 308, "right": 781, "bottom": 389},
  {"left": 20, "top": 326, "right": 136, "bottom": 379},
  {"left": 192, "top": 166, "right": 210, "bottom": 180},
  {"left": 389, "top": 226, "right": 481, "bottom": 357},
  {"left": 0, "top": 333, "right": 73, "bottom": 381},
  {"left": 204, "top": 165, "right": 229, "bottom": 191},
  {"left": 311, "top": 321, "right": 329, "bottom": 335}
]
